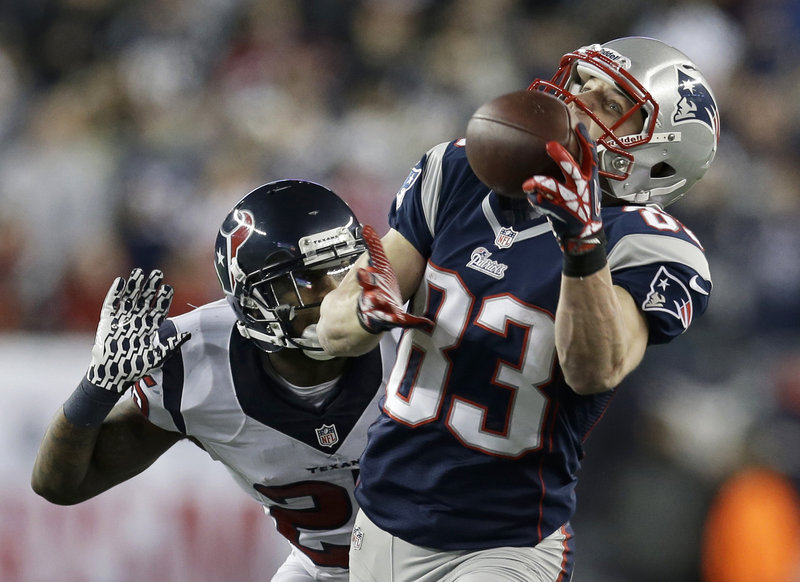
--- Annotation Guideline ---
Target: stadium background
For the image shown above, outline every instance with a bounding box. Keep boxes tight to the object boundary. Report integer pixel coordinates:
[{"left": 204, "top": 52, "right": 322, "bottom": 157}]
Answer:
[{"left": 1, "top": 1, "right": 799, "bottom": 580}]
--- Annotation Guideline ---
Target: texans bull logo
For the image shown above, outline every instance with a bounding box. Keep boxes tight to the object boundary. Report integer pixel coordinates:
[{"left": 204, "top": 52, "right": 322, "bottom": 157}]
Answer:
[{"left": 215, "top": 208, "right": 255, "bottom": 295}]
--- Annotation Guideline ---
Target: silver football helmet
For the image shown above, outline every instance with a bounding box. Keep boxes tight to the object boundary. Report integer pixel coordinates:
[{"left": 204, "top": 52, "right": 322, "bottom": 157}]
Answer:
[{"left": 530, "top": 37, "right": 720, "bottom": 208}]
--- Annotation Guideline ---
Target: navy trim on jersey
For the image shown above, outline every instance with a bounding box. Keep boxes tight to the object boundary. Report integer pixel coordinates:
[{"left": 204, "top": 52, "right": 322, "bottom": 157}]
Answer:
[
  {"left": 158, "top": 321, "right": 187, "bottom": 434},
  {"left": 229, "top": 331, "right": 383, "bottom": 454}
]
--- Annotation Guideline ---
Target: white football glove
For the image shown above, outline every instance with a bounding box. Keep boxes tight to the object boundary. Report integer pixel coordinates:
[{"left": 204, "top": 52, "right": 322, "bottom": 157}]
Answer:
[{"left": 86, "top": 268, "right": 190, "bottom": 391}]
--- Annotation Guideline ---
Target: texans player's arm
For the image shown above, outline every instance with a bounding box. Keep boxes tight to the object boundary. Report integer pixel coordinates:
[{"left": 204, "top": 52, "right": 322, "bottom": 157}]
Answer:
[
  {"left": 556, "top": 268, "right": 649, "bottom": 394},
  {"left": 31, "top": 398, "right": 184, "bottom": 505},
  {"left": 318, "top": 228, "right": 426, "bottom": 357}
]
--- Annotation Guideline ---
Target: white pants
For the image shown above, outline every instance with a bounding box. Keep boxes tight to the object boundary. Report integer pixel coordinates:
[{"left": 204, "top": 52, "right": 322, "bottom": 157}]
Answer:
[
  {"left": 272, "top": 546, "right": 349, "bottom": 582},
  {"left": 348, "top": 509, "right": 573, "bottom": 582}
]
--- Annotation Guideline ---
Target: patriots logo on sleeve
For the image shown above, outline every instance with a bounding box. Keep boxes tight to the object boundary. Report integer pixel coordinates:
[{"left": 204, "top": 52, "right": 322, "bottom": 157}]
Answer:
[
  {"left": 396, "top": 163, "right": 422, "bottom": 211},
  {"left": 642, "top": 266, "right": 694, "bottom": 329}
]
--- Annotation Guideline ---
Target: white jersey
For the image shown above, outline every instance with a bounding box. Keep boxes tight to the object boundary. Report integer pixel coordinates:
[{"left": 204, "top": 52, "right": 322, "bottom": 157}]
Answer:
[{"left": 131, "top": 300, "right": 395, "bottom": 581}]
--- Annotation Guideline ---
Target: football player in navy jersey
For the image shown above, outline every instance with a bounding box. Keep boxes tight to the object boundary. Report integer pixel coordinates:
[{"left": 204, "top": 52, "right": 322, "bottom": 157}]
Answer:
[
  {"left": 316, "top": 37, "right": 718, "bottom": 582},
  {"left": 32, "top": 180, "right": 398, "bottom": 582}
]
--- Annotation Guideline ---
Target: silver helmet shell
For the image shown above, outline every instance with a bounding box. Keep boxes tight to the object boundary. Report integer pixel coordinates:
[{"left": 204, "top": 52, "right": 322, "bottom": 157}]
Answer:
[{"left": 530, "top": 37, "right": 720, "bottom": 208}]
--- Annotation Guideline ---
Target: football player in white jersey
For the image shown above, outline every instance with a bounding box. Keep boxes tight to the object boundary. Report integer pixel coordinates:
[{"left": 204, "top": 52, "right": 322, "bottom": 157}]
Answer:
[
  {"left": 32, "top": 180, "right": 396, "bottom": 582},
  {"left": 317, "top": 38, "right": 718, "bottom": 581}
]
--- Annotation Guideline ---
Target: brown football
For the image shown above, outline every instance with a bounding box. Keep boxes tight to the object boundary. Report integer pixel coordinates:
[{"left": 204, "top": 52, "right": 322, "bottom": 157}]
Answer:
[{"left": 466, "top": 90, "right": 579, "bottom": 198}]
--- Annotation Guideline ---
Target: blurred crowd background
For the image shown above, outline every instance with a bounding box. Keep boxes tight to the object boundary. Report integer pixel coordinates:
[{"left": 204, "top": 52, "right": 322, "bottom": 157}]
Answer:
[{"left": 2, "top": 0, "right": 800, "bottom": 581}]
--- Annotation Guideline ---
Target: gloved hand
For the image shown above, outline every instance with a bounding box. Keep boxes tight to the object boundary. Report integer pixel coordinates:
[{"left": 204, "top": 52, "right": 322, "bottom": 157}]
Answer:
[
  {"left": 355, "top": 225, "right": 433, "bottom": 334},
  {"left": 523, "top": 123, "right": 605, "bottom": 256},
  {"left": 86, "top": 268, "right": 190, "bottom": 391}
]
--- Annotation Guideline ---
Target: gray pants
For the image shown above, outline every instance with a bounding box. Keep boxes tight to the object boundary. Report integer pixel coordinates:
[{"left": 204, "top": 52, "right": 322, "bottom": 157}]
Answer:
[{"left": 348, "top": 510, "right": 573, "bottom": 582}]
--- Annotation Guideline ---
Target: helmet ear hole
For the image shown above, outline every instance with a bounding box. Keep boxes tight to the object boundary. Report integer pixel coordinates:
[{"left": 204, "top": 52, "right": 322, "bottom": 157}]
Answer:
[{"left": 651, "top": 162, "right": 676, "bottom": 178}]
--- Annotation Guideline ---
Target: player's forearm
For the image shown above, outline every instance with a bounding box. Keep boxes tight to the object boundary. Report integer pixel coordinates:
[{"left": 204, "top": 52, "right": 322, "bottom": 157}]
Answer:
[
  {"left": 555, "top": 268, "right": 646, "bottom": 394},
  {"left": 31, "top": 410, "right": 108, "bottom": 504},
  {"left": 32, "top": 401, "right": 171, "bottom": 504},
  {"left": 317, "top": 276, "right": 382, "bottom": 357}
]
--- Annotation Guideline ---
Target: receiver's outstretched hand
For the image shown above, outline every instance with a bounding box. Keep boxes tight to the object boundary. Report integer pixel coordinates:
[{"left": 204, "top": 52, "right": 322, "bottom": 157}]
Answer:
[
  {"left": 355, "top": 225, "right": 433, "bottom": 334},
  {"left": 524, "top": 123, "right": 604, "bottom": 256}
]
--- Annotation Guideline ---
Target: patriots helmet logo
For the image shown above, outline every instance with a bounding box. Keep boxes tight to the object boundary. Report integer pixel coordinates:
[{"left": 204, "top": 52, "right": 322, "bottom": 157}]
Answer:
[
  {"left": 673, "top": 68, "right": 720, "bottom": 140},
  {"left": 642, "top": 266, "right": 694, "bottom": 329},
  {"left": 215, "top": 208, "right": 255, "bottom": 295}
]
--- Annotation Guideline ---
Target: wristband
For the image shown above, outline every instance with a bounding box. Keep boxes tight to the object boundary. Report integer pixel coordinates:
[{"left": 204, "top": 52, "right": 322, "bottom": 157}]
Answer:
[
  {"left": 62, "top": 377, "right": 125, "bottom": 428},
  {"left": 562, "top": 241, "right": 608, "bottom": 278},
  {"left": 356, "top": 303, "right": 382, "bottom": 335}
]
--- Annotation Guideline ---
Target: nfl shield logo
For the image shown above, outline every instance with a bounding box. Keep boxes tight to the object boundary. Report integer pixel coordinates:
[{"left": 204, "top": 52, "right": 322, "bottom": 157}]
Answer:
[
  {"left": 315, "top": 424, "right": 339, "bottom": 448},
  {"left": 495, "top": 227, "right": 517, "bottom": 249},
  {"left": 351, "top": 526, "right": 364, "bottom": 550}
]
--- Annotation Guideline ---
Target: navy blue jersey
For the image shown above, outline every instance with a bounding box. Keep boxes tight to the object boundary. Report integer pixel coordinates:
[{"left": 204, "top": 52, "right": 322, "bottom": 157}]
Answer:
[{"left": 355, "top": 139, "right": 712, "bottom": 550}]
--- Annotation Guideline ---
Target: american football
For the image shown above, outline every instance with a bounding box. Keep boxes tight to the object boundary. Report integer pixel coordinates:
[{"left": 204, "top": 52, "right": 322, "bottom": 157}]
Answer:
[{"left": 466, "top": 90, "right": 579, "bottom": 198}]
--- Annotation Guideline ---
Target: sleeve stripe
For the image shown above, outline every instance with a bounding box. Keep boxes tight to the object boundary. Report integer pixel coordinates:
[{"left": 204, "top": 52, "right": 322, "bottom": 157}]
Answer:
[
  {"left": 157, "top": 321, "right": 188, "bottom": 434},
  {"left": 418, "top": 142, "right": 448, "bottom": 238},
  {"left": 607, "top": 233, "right": 711, "bottom": 280}
]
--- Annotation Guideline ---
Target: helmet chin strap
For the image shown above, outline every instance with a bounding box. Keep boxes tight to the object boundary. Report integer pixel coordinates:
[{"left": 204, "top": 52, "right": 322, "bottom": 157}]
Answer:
[
  {"left": 235, "top": 320, "right": 282, "bottom": 353},
  {"left": 237, "top": 301, "right": 335, "bottom": 360},
  {"left": 272, "top": 303, "right": 336, "bottom": 360}
]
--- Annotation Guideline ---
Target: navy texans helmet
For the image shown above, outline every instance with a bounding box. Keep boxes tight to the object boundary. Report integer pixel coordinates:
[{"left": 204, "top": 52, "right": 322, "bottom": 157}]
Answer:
[
  {"left": 530, "top": 36, "right": 720, "bottom": 208},
  {"left": 214, "top": 180, "right": 365, "bottom": 355}
]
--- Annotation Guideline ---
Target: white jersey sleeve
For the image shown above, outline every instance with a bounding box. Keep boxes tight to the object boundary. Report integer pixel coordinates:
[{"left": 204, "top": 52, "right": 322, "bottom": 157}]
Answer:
[{"left": 132, "top": 299, "right": 396, "bottom": 579}]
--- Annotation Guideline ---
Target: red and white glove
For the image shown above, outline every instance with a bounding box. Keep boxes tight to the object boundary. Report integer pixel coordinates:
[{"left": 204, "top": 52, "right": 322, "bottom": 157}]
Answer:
[
  {"left": 523, "top": 123, "right": 607, "bottom": 276},
  {"left": 523, "top": 123, "right": 605, "bottom": 253},
  {"left": 356, "top": 225, "right": 433, "bottom": 334}
]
